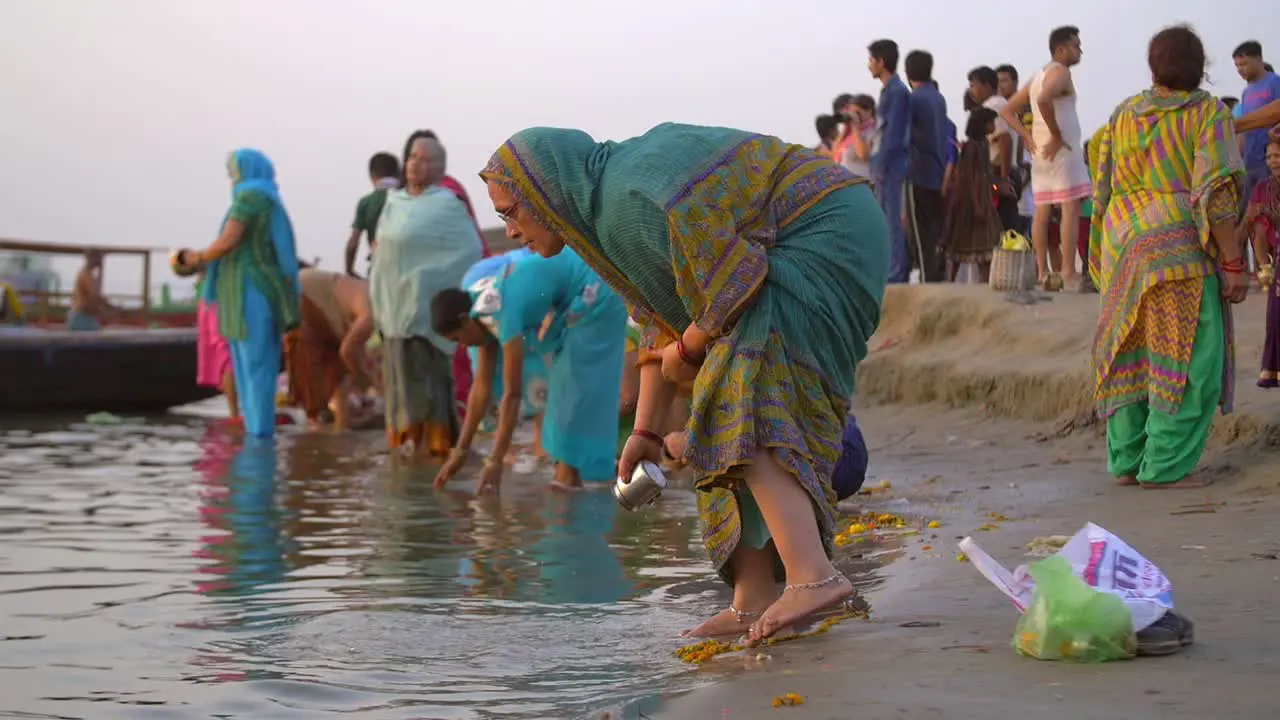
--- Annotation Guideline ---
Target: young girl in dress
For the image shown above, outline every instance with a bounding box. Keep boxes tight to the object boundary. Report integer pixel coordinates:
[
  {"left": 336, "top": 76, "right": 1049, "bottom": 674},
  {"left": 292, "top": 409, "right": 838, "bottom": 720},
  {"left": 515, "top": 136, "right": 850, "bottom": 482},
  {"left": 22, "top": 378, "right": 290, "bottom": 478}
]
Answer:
[
  {"left": 943, "top": 106, "right": 1002, "bottom": 282},
  {"left": 1240, "top": 127, "right": 1280, "bottom": 388}
]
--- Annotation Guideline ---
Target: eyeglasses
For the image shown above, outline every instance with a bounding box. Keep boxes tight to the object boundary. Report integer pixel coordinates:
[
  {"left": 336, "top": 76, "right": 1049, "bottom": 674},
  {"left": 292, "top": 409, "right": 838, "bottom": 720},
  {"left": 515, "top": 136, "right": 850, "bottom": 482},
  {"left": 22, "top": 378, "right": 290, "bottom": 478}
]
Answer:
[{"left": 496, "top": 201, "right": 521, "bottom": 225}]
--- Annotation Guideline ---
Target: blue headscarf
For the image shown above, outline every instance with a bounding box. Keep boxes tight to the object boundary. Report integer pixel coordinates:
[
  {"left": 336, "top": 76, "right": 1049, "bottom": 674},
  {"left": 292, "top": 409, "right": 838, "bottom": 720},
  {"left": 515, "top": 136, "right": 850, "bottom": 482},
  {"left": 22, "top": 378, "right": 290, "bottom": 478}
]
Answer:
[{"left": 201, "top": 149, "right": 300, "bottom": 304}]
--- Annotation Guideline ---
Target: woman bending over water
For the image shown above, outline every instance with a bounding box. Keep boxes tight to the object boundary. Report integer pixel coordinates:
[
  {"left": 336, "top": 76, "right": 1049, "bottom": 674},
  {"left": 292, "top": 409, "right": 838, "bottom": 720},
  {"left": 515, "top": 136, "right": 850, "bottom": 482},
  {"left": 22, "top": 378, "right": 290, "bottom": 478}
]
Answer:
[
  {"left": 183, "top": 149, "right": 301, "bottom": 438},
  {"left": 431, "top": 248, "right": 627, "bottom": 492},
  {"left": 478, "top": 123, "right": 889, "bottom": 643},
  {"left": 454, "top": 249, "right": 551, "bottom": 458}
]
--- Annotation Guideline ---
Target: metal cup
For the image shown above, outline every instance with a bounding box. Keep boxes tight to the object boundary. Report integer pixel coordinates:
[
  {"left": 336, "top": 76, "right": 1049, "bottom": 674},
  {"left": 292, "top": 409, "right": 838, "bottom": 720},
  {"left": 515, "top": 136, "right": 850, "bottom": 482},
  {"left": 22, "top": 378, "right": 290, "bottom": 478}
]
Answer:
[{"left": 613, "top": 460, "right": 667, "bottom": 511}]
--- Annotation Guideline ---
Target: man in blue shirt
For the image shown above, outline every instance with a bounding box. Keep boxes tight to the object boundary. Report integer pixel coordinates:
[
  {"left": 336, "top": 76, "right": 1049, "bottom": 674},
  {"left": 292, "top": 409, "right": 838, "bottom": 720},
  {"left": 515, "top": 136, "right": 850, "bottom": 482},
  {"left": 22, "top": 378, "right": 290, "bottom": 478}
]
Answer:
[
  {"left": 1233, "top": 42, "right": 1280, "bottom": 203},
  {"left": 903, "top": 51, "right": 948, "bottom": 283},
  {"left": 868, "top": 38, "right": 912, "bottom": 284}
]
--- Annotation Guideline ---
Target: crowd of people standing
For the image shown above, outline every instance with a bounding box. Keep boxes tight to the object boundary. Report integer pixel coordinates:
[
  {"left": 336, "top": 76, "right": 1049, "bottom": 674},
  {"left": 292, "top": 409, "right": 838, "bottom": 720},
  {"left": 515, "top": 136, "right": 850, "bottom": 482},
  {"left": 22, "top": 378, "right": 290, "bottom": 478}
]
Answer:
[
  {"left": 813, "top": 25, "right": 1280, "bottom": 495},
  {"left": 814, "top": 29, "right": 1280, "bottom": 301},
  {"left": 815, "top": 29, "right": 1099, "bottom": 288},
  {"left": 169, "top": 21, "right": 1280, "bottom": 652}
]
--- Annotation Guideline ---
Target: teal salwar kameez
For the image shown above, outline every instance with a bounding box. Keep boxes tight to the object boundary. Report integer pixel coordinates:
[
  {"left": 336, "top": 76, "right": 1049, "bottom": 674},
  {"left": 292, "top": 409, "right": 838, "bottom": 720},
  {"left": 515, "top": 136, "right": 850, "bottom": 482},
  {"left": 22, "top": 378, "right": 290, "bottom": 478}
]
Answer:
[{"left": 202, "top": 149, "right": 301, "bottom": 438}]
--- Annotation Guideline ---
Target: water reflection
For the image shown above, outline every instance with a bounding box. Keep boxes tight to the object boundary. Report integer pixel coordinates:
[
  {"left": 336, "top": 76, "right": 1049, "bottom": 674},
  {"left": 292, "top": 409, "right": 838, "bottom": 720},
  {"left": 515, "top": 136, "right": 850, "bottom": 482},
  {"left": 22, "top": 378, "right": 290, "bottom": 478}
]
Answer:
[
  {"left": 194, "top": 434, "right": 289, "bottom": 604},
  {"left": 0, "top": 415, "right": 879, "bottom": 719},
  {"left": 530, "top": 491, "right": 631, "bottom": 604},
  {"left": 183, "top": 425, "right": 714, "bottom": 717}
]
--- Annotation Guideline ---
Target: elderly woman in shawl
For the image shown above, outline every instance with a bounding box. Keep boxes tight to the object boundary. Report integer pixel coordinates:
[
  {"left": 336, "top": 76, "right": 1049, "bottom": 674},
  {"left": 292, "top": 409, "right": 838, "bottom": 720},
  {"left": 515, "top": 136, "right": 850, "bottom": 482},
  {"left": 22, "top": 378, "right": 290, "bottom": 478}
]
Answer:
[
  {"left": 369, "top": 131, "right": 484, "bottom": 456},
  {"left": 479, "top": 122, "right": 889, "bottom": 643},
  {"left": 1238, "top": 126, "right": 1280, "bottom": 387},
  {"left": 1089, "top": 25, "right": 1246, "bottom": 491},
  {"left": 182, "top": 149, "right": 300, "bottom": 438},
  {"left": 402, "top": 130, "right": 494, "bottom": 421}
]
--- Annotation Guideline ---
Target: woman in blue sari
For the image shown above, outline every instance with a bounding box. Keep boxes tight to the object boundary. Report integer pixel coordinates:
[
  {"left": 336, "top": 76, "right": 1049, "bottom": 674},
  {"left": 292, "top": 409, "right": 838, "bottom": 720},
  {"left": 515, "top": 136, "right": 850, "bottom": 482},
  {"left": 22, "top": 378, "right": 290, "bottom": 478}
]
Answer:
[
  {"left": 458, "top": 249, "right": 550, "bottom": 445},
  {"left": 184, "top": 149, "right": 300, "bottom": 438},
  {"left": 431, "top": 249, "right": 627, "bottom": 492}
]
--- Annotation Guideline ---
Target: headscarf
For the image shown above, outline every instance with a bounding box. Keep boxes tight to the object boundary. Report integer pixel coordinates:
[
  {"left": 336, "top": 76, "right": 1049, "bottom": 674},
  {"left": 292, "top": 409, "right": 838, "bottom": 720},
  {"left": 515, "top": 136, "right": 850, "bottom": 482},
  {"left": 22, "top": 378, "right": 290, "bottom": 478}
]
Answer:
[
  {"left": 201, "top": 149, "right": 300, "bottom": 304},
  {"left": 479, "top": 128, "right": 676, "bottom": 336},
  {"left": 479, "top": 128, "right": 607, "bottom": 253}
]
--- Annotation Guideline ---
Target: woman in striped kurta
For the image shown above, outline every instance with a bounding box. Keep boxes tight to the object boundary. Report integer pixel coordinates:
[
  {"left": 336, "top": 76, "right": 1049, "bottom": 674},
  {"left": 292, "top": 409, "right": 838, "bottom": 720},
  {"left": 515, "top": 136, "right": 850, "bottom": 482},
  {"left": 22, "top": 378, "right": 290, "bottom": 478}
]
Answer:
[
  {"left": 479, "top": 123, "right": 889, "bottom": 642},
  {"left": 1089, "top": 26, "right": 1247, "bottom": 489}
]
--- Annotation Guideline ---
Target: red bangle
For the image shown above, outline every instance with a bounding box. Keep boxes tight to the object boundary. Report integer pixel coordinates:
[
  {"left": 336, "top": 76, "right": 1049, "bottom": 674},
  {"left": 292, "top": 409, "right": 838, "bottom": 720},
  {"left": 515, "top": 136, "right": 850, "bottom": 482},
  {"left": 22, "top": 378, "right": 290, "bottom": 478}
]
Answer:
[
  {"left": 631, "top": 428, "right": 663, "bottom": 446},
  {"left": 676, "top": 339, "right": 704, "bottom": 367}
]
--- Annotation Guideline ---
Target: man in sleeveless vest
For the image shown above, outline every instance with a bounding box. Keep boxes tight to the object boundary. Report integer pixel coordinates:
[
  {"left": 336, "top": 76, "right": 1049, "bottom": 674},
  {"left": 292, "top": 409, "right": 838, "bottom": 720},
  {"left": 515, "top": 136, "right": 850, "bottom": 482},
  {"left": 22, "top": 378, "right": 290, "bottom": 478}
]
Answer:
[{"left": 1000, "top": 26, "right": 1092, "bottom": 291}]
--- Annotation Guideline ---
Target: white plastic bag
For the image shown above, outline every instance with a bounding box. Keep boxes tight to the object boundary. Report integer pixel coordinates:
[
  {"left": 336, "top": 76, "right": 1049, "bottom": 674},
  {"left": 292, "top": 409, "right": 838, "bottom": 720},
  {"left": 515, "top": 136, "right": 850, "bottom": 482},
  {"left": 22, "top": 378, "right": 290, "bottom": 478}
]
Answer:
[{"left": 959, "top": 522, "right": 1173, "bottom": 631}]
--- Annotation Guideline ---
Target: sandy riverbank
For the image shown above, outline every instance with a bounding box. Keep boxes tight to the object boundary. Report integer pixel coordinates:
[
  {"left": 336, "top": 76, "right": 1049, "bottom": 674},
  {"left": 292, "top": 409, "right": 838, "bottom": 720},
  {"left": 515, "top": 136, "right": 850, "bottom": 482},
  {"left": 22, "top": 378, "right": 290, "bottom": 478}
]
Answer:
[{"left": 651, "top": 285, "right": 1280, "bottom": 719}]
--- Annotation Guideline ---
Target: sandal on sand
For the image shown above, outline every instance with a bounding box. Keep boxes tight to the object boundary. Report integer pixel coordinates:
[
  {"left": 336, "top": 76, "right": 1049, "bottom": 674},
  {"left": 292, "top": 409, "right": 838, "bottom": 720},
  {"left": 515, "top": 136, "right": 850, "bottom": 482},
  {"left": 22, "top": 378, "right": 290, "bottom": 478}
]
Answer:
[
  {"left": 1136, "top": 611, "right": 1195, "bottom": 656},
  {"left": 782, "top": 593, "right": 872, "bottom": 635},
  {"left": 1060, "top": 275, "right": 1089, "bottom": 293}
]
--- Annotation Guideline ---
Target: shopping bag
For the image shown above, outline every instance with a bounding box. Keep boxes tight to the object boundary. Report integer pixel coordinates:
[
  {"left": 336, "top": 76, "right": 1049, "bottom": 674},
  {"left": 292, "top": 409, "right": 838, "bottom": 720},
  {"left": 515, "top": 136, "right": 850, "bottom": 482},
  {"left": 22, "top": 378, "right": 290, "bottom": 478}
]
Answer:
[
  {"left": 1013, "top": 556, "right": 1137, "bottom": 662},
  {"left": 958, "top": 522, "right": 1174, "bottom": 631}
]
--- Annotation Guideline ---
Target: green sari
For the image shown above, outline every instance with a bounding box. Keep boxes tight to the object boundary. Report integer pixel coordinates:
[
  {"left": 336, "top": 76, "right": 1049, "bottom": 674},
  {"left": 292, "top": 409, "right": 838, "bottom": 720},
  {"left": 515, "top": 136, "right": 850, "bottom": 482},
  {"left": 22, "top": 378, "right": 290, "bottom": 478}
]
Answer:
[{"left": 481, "top": 123, "right": 889, "bottom": 583}]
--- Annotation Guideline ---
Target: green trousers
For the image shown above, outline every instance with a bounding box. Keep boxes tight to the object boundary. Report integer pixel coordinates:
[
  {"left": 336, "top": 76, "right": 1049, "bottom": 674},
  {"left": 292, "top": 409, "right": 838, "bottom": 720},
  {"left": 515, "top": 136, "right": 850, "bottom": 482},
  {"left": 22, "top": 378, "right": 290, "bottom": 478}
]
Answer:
[{"left": 1106, "top": 276, "right": 1223, "bottom": 484}]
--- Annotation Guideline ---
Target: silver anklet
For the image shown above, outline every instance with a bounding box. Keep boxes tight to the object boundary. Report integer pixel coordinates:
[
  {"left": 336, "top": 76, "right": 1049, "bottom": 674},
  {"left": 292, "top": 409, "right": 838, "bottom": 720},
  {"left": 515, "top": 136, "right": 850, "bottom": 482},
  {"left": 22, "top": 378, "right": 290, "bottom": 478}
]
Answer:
[
  {"left": 730, "top": 605, "right": 762, "bottom": 623},
  {"left": 784, "top": 573, "right": 848, "bottom": 592}
]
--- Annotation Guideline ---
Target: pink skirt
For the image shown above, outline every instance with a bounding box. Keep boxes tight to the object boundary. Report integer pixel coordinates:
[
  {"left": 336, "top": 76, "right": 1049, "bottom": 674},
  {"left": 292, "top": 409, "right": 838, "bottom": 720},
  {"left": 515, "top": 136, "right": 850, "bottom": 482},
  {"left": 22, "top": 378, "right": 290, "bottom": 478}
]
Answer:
[{"left": 197, "top": 301, "right": 232, "bottom": 388}]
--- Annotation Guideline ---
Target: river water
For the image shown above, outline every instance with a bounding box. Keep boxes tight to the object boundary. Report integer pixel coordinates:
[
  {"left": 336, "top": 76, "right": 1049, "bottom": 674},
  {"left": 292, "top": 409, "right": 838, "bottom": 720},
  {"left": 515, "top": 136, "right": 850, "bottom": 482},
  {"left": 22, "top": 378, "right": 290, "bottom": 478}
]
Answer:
[{"left": 0, "top": 413, "right": 886, "bottom": 719}]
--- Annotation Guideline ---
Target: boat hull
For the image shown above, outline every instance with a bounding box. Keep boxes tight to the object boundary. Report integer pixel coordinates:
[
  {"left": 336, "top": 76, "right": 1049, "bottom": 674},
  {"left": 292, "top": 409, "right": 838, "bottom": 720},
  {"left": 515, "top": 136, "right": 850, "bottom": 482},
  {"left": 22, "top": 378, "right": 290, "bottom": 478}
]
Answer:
[{"left": 0, "top": 327, "right": 220, "bottom": 412}]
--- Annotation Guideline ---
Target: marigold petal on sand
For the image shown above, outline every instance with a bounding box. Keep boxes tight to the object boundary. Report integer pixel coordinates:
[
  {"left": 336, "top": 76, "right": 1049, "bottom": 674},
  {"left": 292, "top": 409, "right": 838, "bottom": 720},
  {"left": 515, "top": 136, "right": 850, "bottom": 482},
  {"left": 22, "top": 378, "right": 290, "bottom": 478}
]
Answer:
[{"left": 772, "top": 692, "right": 805, "bottom": 707}]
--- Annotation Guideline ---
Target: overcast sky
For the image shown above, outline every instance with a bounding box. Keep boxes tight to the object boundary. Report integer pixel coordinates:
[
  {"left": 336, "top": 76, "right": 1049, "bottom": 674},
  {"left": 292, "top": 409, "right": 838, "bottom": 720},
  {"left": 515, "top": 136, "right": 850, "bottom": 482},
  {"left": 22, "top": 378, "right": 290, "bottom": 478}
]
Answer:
[{"left": 0, "top": 0, "right": 1274, "bottom": 293}]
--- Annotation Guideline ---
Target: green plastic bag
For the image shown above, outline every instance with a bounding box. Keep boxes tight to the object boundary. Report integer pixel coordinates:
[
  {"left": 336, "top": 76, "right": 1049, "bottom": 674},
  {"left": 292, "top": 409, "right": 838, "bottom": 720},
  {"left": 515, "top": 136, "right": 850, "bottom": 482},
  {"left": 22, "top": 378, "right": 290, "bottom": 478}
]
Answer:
[{"left": 1013, "top": 556, "right": 1137, "bottom": 662}]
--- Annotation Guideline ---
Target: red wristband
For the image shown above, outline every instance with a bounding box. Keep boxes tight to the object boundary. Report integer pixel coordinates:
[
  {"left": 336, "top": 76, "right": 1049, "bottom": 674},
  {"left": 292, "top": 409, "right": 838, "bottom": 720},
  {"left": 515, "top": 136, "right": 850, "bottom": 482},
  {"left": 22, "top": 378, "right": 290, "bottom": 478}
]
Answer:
[
  {"left": 676, "top": 339, "right": 704, "bottom": 367},
  {"left": 631, "top": 428, "right": 663, "bottom": 446}
]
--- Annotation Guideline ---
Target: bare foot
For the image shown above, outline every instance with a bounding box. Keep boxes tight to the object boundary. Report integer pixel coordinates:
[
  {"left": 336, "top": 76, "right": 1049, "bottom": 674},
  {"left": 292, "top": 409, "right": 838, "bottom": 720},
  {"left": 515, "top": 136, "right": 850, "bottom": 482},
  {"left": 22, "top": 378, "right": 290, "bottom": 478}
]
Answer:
[
  {"left": 1114, "top": 475, "right": 1138, "bottom": 486},
  {"left": 549, "top": 479, "right": 584, "bottom": 493},
  {"left": 1140, "top": 473, "right": 1214, "bottom": 490},
  {"left": 681, "top": 604, "right": 777, "bottom": 638},
  {"left": 747, "top": 574, "right": 853, "bottom": 645}
]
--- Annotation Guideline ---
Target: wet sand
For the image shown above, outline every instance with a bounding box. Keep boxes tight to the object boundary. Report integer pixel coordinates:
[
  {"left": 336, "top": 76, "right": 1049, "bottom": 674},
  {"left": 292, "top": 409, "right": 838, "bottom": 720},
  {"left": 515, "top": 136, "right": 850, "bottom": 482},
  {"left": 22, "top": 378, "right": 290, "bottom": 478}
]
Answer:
[{"left": 654, "top": 286, "right": 1280, "bottom": 719}]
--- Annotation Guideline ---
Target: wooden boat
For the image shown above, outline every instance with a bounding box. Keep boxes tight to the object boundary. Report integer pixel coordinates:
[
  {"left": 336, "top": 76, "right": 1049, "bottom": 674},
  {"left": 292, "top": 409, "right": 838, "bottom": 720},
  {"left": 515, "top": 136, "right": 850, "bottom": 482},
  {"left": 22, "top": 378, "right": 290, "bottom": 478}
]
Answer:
[{"left": 0, "top": 239, "right": 219, "bottom": 413}]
